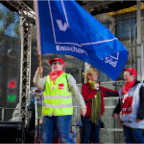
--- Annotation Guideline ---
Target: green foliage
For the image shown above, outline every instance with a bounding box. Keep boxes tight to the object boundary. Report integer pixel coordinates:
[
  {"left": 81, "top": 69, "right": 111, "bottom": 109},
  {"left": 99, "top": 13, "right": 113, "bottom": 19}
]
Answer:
[
  {"left": 14, "top": 23, "right": 19, "bottom": 37},
  {"left": 0, "top": 10, "right": 4, "bottom": 20},
  {"left": 4, "top": 11, "right": 15, "bottom": 23},
  {"left": 0, "top": 10, "right": 15, "bottom": 35}
]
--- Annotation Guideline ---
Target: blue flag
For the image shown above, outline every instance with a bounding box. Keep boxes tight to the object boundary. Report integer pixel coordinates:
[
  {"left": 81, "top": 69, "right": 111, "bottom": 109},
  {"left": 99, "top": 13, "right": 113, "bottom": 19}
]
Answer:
[{"left": 34, "top": 0, "right": 128, "bottom": 81}]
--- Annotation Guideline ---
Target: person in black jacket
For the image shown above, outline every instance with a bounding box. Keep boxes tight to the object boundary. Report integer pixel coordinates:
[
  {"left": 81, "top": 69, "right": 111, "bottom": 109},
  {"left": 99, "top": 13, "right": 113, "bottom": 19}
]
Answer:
[{"left": 113, "top": 67, "right": 144, "bottom": 143}]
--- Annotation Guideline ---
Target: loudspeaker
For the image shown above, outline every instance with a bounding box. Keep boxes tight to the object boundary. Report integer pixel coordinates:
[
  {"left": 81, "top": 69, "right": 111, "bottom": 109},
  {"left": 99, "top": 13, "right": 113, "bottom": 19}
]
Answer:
[{"left": 0, "top": 121, "right": 24, "bottom": 143}]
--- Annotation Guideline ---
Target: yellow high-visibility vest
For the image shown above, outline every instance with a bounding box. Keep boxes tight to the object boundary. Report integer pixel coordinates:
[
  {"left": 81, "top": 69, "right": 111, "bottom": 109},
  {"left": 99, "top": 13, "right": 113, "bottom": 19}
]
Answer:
[{"left": 42, "top": 72, "right": 73, "bottom": 116}]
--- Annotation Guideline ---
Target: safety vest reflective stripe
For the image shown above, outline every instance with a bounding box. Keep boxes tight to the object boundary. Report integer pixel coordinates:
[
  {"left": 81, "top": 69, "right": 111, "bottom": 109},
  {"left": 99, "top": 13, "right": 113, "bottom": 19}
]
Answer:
[
  {"left": 43, "top": 103, "right": 73, "bottom": 109},
  {"left": 43, "top": 95, "right": 72, "bottom": 99}
]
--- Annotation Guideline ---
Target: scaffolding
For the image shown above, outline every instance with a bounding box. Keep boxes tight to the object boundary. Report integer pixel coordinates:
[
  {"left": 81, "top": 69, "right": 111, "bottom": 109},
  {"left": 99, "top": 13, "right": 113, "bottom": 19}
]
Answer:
[
  {"left": 19, "top": 17, "right": 32, "bottom": 126},
  {"left": 5, "top": 0, "right": 35, "bottom": 19}
]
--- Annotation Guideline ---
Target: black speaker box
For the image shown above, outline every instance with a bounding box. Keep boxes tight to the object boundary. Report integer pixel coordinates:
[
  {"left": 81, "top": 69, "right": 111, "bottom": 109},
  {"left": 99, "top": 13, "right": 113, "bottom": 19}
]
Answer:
[{"left": 0, "top": 121, "right": 24, "bottom": 143}]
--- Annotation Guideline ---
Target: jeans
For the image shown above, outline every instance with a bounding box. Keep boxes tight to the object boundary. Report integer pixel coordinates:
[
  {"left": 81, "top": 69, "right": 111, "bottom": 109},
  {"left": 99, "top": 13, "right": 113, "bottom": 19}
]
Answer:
[
  {"left": 124, "top": 126, "right": 144, "bottom": 143},
  {"left": 81, "top": 116, "right": 101, "bottom": 143},
  {"left": 41, "top": 115, "right": 76, "bottom": 143}
]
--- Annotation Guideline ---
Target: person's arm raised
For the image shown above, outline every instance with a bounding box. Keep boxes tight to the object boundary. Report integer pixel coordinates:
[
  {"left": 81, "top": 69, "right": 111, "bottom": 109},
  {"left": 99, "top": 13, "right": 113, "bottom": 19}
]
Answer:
[{"left": 33, "top": 67, "right": 47, "bottom": 89}]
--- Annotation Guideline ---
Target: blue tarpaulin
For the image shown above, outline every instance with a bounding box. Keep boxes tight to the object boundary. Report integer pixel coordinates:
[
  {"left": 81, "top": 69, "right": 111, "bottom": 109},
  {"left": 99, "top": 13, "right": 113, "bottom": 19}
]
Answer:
[{"left": 34, "top": 0, "right": 128, "bottom": 80}]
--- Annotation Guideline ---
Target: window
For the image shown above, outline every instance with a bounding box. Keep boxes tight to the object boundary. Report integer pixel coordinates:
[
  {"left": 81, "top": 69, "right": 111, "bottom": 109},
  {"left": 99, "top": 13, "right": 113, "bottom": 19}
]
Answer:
[
  {"left": 102, "top": 23, "right": 109, "bottom": 28},
  {"left": 116, "top": 18, "right": 136, "bottom": 38}
]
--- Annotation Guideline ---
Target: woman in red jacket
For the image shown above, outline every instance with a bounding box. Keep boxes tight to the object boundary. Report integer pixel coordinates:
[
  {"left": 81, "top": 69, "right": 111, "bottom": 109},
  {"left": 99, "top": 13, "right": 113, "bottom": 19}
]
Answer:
[{"left": 81, "top": 68, "right": 118, "bottom": 143}]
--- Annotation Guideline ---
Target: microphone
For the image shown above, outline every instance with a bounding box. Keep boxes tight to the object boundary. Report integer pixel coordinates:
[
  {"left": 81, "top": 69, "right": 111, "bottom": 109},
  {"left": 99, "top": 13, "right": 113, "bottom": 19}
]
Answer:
[{"left": 95, "top": 87, "right": 99, "bottom": 98}]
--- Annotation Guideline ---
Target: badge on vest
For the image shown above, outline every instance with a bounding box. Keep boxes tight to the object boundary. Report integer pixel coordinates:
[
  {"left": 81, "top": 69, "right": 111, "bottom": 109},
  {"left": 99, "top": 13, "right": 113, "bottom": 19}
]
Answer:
[
  {"left": 51, "top": 86, "right": 55, "bottom": 90},
  {"left": 59, "top": 84, "right": 64, "bottom": 89},
  {"left": 122, "top": 93, "right": 128, "bottom": 103}
]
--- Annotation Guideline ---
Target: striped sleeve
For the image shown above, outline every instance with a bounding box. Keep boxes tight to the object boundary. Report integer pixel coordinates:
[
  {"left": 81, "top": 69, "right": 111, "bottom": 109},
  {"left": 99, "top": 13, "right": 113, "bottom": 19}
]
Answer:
[{"left": 68, "top": 74, "right": 86, "bottom": 109}]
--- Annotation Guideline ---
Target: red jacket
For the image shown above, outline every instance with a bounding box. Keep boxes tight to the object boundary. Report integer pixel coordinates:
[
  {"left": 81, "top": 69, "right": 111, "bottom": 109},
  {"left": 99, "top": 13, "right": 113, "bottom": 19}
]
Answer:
[{"left": 82, "top": 82, "right": 118, "bottom": 117}]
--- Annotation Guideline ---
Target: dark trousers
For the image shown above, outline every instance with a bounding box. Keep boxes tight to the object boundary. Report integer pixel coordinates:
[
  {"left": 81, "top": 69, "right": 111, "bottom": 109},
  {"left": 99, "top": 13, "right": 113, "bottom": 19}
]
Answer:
[
  {"left": 41, "top": 115, "right": 75, "bottom": 143},
  {"left": 81, "top": 116, "right": 101, "bottom": 143},
  {"left": 124, "top": 126, "right": 144, "bottom": 143}
]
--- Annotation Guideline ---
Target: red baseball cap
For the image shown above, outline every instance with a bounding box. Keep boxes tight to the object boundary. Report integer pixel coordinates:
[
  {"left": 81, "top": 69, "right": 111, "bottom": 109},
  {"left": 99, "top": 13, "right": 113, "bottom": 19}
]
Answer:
[
  {"left": 123, "top": 67, "right": 137, "bottom": 77},
  {"left": 48, "top": 58, "right": 65, "bottom": 68}
]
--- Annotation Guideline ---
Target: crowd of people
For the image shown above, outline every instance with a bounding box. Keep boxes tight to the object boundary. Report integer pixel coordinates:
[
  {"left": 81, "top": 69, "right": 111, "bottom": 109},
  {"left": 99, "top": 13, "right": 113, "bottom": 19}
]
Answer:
[{"left": 33, "top": 58, "right": 144, "bottom": 143}]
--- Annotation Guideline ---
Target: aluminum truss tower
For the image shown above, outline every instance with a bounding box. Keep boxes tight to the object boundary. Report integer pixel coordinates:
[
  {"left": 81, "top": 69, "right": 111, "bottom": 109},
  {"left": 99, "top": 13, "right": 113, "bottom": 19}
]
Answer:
[
  {"left": 19, "top": 17, "right": 32, "bottom": 126},
  {"left": 5, "top": 0, "right": 35, "bottom": 19}
]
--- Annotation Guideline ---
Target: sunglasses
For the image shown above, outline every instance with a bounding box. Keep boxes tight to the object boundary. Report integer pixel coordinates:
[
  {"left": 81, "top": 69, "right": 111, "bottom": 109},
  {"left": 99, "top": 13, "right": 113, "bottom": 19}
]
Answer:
[{"left": 51, "top": 61, "right": 62, "bottom": 66}]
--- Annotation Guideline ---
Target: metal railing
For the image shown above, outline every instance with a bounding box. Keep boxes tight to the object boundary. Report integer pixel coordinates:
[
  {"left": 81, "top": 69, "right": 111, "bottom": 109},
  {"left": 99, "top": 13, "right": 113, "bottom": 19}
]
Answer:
[{"left": 0, "top": 107, "right": 22, "bottom": 121}]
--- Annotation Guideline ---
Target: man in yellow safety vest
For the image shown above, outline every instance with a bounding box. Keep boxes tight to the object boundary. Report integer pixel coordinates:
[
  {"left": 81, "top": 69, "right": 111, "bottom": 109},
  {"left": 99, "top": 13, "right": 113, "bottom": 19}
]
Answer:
[{"left": 33, "top": 58, "right": 86, "bottom": 143}]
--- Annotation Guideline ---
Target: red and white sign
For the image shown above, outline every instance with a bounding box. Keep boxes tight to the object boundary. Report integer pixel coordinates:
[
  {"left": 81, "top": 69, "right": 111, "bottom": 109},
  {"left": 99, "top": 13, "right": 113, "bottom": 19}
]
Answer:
[
  {"left": 59, "top": 84, "right": 64, "bottom": 89},
  {"left": 121, "top": 96, "right": 133, "bottom": 114}
]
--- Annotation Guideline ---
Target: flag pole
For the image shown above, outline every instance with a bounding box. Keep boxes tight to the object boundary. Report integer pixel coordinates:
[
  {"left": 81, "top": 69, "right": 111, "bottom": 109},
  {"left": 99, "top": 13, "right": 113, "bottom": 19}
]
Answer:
[
  {"left": 38, "top": 54, "right": 43, "bottom": 78},
  {"left": 34, "top": 0, "right": 43, "bottom": 78}
]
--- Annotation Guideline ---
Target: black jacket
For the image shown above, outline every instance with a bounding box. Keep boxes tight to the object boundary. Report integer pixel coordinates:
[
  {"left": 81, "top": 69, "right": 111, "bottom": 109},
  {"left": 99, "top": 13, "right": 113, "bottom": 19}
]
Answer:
[{"left": 113, "top": 81, "right": 144, "bottom": 120}]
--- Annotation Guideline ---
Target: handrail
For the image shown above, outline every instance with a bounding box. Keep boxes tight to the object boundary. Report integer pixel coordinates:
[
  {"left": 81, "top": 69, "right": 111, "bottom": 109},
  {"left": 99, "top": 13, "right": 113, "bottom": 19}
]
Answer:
[
  {"left": 0, "top": 107, "right": 22, "bottom": 121},
  {"left": 0, "top": 107, "right": 22, "bottom": 110},
  {"left": 104, "top": 97, "right": 119, "bottom": 100}
]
